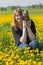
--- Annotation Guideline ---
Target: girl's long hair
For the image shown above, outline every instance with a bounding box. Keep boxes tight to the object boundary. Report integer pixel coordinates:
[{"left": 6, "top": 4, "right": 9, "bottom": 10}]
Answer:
[
  {"left": 13, "top": 8, "right": 30, "bottom": 30},
  {"left": 13, "top": 8, "right": 23, "bottom": 30}
]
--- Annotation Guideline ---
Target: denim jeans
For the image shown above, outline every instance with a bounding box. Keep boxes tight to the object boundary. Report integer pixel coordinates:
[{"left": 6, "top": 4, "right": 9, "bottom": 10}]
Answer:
[
  {"left": 29, "top": 40, "right": 39, "bottom": 49},
  {"left": 18, "top": 40, "right": 39, "bottom": 50},
  {"left": 19, "top": 43, "right": 28, "bottom": 50}
]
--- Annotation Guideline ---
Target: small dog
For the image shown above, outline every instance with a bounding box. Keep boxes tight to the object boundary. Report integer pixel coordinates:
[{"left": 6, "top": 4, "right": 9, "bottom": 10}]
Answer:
[
  {"left": 22, "top": 10, "right": 31, "bottom": 27},
  {"left": 22, "top": 10, "right": 30, "bottom": 22}
]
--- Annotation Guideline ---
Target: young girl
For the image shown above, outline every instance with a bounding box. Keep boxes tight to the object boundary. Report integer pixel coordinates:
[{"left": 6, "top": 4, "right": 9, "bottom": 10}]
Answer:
[{"left": 12, "top": 8, "right": 39, "bottom": 50}]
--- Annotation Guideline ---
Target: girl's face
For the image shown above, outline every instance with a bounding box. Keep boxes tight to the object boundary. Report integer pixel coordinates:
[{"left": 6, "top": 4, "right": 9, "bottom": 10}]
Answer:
[
  {"left": 15, "top": 12, "right": 23, "bottom": 30},
  {"left": 15, "top": 12, "right": 22, "bottom": 22}
]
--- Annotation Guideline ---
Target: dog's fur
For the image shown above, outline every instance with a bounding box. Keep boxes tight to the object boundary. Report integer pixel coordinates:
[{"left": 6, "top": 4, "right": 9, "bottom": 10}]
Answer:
[{"left": 22, "top": 10, "right": 30, "bottom": 22}]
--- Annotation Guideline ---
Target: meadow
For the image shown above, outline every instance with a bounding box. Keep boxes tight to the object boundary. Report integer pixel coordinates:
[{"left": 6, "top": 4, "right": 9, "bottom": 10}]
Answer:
[{"left": 0, "top": 9, "right": 43, "bottom": 65}]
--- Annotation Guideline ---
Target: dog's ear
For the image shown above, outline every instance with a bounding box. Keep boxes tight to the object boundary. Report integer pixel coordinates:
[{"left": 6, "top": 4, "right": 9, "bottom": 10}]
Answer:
[
  {"left": 26, "top": 10, "right": 30, "bottom": 20},
  {"left": 26, "top": 10, "right": 28, "bottom": 16}
]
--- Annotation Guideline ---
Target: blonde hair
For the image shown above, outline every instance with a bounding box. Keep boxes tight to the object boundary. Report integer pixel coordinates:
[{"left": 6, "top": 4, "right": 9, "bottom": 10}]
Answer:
[
  {"left": 13, "top": 8, "right": 30, "bottom": 30},
  {"left": 13, "top": 8, "right": 23, "bottom": 30}
]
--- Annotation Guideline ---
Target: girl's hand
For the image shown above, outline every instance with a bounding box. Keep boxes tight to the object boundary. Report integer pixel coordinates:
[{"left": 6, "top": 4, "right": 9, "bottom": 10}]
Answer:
[
  {"left": 22, "top": 20, "right": 27, "bottom": 28},
  {"left": 26, "top": 20, "right": 31, "bottom": 28},
  {"left": 20, "top": 36, "right": 24, "bottom": 43}
]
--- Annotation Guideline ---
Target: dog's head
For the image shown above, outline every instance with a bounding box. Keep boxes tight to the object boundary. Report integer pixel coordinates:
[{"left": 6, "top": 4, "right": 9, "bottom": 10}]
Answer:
[
  {"left": 22, "top": 10, "right": 29, "bottom": 21},
  {"left": 22, "top": 10, "right": 27, "bottom": 18}
]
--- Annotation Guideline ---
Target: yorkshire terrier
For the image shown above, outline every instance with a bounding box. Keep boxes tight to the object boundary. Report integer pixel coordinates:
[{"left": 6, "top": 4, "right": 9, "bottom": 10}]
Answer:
[{"left": 22, "top": 10, "right": 30, "bottom": 22}]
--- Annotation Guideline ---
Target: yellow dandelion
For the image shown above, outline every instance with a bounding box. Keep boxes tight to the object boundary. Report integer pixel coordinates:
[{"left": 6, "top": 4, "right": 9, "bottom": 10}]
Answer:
[
  {"left": 5, "top": 48, "right": 8, "bottom": 51},
  {"left": 0, "top": 52, "right": 3, "bottom": 60},
  {"left": 14, "top": 55, "right": 19, "bottom": 59},
  {"left": 19, "top": 60, "right": 25, "bottom": 64},
  {"left": 10, "top": 60, "right": 14, "bottom": 65},
  {"left": 27, "top": 59, "right": 32, "bottom": 63},
  {"left": 0, "top": 62, "right": 2, "bottom": 64},
  {"left": 33, "top": 61, "right": 37, "bottom": 65},
  {"left": 6, "top": 61, "right": 9, "bottom": 65},
  {"left": 8, "top": 57, "right": 12, "bottom": 62},
  {"left": 11, "top": 51, "right": 14, "bottom": 58},
  {"left": 38, "top": 62, "right": 42, "bottom": 65},
  {"left": 0, "top": 42, "right": 2, "bottom": 45},
  {"left": 31, "top": 53, "right": 34, "bottom": 57}
]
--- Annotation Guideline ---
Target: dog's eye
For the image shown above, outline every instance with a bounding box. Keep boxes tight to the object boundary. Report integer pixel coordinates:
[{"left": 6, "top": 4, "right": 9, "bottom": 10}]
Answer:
[{"left": 23, "top": 13, "right": 25, "bottom": 16}]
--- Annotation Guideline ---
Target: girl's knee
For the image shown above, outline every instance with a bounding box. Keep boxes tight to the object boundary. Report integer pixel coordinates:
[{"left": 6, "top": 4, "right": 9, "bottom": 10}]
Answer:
[
  {"left": 18, "top": 43, "right": 28, "bottom": 50},
  {"left": 29, "top": 40, "right": 39, "bottom": 49}
]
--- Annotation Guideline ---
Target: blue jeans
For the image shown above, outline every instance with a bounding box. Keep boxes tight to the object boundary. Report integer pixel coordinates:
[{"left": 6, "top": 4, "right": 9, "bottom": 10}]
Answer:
[{"left": 18, "top": 40, "right": 39, "bottom": 50}]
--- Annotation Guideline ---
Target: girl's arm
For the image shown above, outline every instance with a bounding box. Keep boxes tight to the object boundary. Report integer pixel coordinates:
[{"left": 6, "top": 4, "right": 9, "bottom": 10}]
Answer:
[
  {"left": 27, "top": 27, "right": 36, "bottom": 41},
  {"left": 26, "top": 20, "right": 36, "bottom": 41},
  {"left": 20, "top": 21, "right": 27, "bottom": 43}
]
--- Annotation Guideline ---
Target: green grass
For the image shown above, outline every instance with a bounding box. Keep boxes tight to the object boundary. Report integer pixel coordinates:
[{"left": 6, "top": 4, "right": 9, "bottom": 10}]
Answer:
[
  {"left": 0, "top": 8, "right": 43, "bottom": 14},
  {"left": 28, "top": 8, "right": 43, "bottom": 14},
  {"left": 22, "top": 8, "right": 43, "bottom": 14}
]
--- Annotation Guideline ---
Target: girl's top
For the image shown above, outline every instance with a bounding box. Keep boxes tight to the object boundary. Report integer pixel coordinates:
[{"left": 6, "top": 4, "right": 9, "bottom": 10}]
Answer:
[{"left": 12, "top": 20, "right": 36, "bottom": 46}]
